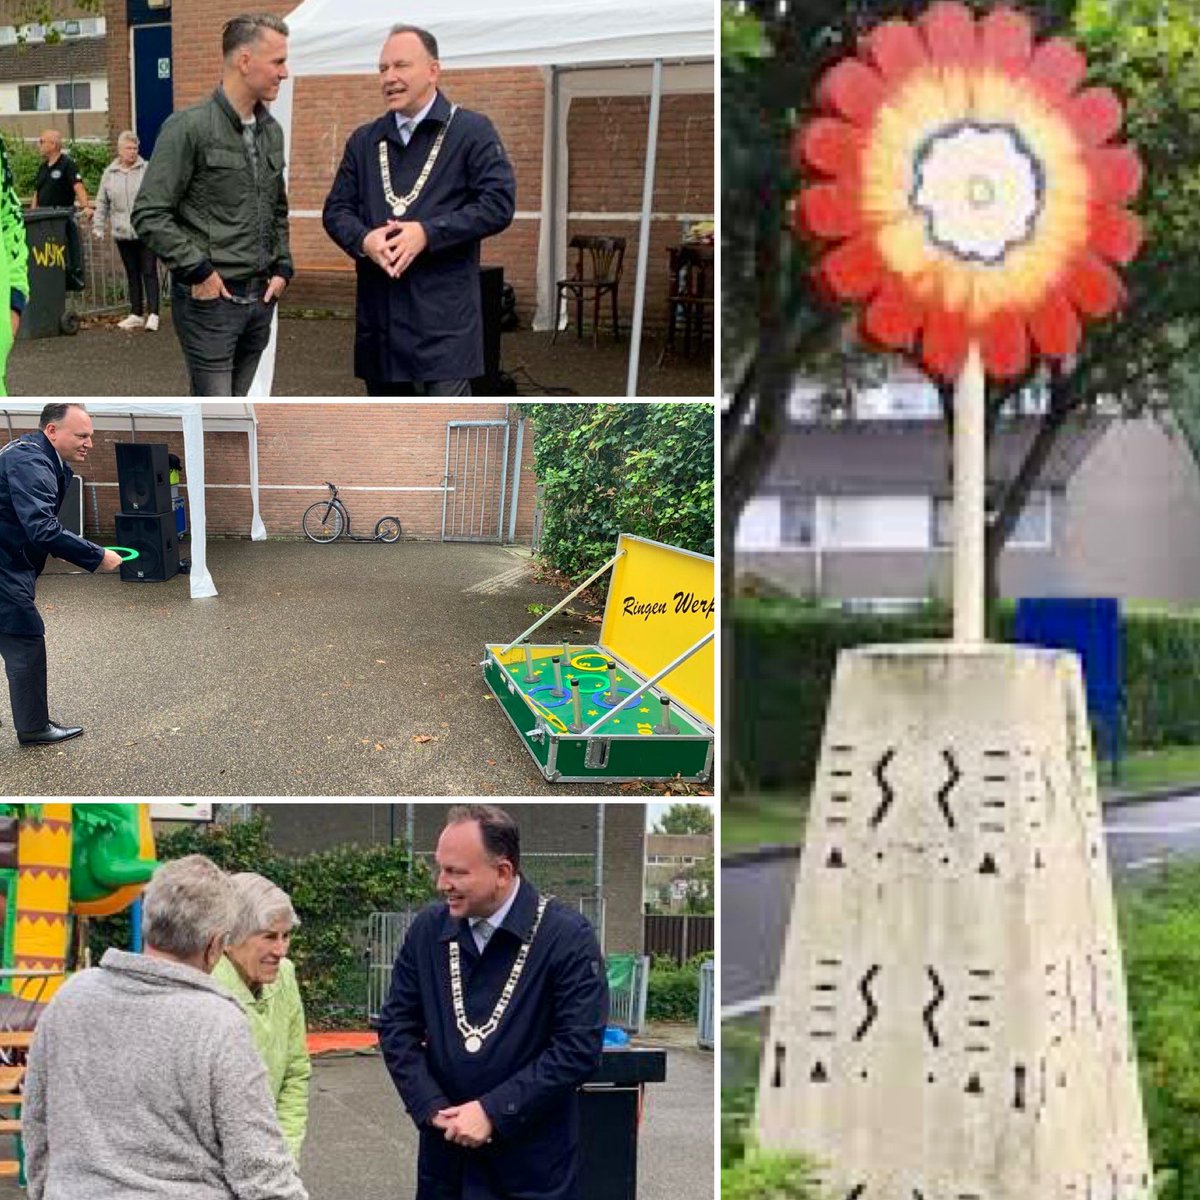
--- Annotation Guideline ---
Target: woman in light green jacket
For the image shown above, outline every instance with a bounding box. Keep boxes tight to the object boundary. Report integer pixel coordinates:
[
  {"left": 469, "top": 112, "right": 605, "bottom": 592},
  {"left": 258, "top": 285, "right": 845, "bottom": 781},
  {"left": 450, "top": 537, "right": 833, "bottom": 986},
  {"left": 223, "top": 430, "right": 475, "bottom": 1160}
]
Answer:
[{"left": 212, "top": 872, "right": 312, "bottom": 1160}]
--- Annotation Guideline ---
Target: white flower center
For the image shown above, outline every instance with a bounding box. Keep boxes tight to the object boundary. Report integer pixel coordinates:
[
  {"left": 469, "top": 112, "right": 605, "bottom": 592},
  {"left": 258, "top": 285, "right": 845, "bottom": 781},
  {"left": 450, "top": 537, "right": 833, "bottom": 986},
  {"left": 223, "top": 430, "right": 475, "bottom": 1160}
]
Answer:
[{"left": 912, "top": 123, "right": 1043, "bottom": 265}]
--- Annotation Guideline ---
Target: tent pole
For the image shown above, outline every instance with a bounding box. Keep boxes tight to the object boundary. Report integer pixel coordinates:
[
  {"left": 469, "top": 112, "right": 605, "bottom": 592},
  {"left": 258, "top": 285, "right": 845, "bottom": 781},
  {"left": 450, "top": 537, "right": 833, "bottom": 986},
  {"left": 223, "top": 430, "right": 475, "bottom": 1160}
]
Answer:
[
  {"left": 625, "top": 58, "right": 663, "bottom": 398},
  {"left": 547, "top": 66, "right": 560, "bottom": 333}
]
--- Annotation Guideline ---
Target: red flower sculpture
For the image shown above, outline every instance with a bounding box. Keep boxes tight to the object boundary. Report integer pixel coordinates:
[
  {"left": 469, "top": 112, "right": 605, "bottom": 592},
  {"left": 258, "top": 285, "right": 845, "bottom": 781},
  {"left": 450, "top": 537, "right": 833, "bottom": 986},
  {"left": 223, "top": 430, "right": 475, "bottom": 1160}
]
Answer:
[{"left": 796, "top": 2, "right": 1143, "bottom": 379}]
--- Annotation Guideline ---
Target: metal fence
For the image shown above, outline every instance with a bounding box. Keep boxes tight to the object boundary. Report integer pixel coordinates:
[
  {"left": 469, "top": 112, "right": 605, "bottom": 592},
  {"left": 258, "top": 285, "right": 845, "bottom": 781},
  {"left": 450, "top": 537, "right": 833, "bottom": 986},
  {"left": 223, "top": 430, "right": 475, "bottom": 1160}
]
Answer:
[
  {"left": 643, "top": 913, "right": 714, "bottom": 965},
  {"left": 607, "top": 954, "right": 650, "bottom": 1034},
  {"left": 697, "top": 959, "right": 714, "bottom": 1049},
  {"left": 367, "top": 890, "right": 607, "bottom": 1026},
  {"left": 62, "top": 212, "right": 170, "bottom": 320}
]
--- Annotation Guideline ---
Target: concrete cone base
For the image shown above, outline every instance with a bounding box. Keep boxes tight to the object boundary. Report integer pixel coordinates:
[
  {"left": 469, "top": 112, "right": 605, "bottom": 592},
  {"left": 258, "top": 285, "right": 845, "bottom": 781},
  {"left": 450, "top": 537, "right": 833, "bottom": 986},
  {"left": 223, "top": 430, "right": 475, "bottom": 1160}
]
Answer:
[{"left": 756, "top": 643, "right": 1151, "bottom": 1200}]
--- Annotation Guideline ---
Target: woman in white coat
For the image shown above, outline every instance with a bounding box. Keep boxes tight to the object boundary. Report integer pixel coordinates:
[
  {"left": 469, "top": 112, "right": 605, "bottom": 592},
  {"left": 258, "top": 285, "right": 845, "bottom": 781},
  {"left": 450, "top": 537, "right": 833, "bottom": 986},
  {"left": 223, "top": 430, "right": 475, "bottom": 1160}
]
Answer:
[{"left": 93, "top": 131, "right": 160, "bottom": 331}]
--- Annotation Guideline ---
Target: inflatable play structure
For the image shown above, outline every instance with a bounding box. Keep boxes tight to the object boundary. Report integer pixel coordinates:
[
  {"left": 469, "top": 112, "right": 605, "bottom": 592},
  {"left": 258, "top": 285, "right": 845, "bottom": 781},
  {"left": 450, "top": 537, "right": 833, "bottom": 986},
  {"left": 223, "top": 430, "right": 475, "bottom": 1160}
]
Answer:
[
  {"left": 483, "top": 533, "right": 714, "bottom": 783},
  {"left": 0, "top": 804, "right": 158, "bottom": 1011}
]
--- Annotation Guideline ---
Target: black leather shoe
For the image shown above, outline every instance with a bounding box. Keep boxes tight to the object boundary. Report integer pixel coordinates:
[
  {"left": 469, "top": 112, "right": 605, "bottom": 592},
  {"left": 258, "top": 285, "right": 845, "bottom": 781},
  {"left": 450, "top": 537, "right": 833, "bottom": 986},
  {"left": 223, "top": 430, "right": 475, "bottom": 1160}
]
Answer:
[{"left": 18, "top": 723, "right": 84, "bottom": 745}]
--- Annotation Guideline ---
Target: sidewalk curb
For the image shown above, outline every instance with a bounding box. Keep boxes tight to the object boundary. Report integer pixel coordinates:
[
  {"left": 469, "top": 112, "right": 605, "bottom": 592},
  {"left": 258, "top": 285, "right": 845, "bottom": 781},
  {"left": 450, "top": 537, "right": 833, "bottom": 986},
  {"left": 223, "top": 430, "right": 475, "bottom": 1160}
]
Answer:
[{"left": 1101, "top": 782, "right": 1200, "bottom": 809}]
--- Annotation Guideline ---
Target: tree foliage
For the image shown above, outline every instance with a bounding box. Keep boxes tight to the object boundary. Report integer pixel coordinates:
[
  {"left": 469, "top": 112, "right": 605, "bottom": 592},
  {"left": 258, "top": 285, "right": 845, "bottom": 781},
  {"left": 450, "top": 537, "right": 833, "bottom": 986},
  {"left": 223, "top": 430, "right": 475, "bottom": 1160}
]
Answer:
[
  {"left": 525, "top": 402, "right": 714, "bottom": 582},
  {"left": 654, "top": 801, "right": 715, "bottom": 834}
]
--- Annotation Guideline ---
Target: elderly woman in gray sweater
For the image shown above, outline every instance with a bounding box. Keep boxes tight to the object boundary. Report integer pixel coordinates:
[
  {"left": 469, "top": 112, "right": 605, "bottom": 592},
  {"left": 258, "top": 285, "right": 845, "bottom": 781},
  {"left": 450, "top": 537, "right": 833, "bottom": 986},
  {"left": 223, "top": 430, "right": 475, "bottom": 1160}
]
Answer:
[
  {"left": 24, "top": 854, "right": 307, "bottom": 1200},
  {"left": 93, "top": 130, "right": 160, "bottom": 331}
]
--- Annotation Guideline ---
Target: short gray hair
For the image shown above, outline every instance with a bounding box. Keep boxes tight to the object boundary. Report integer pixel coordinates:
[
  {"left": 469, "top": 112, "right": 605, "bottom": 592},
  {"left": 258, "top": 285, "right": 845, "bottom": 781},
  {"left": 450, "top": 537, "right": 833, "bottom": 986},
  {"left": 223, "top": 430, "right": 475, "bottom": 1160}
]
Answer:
[
  {"left": 223, "top": 12, "right": 289, "bottom": 58},
  {"left": 141, "top": 856, "right": 236, "bottom": 959},
  {"left": 227, "top": 872, "right": 299, "bottom": 946},
  {"left": 117, "top": 130, "right": 138, "bottom": 146}
]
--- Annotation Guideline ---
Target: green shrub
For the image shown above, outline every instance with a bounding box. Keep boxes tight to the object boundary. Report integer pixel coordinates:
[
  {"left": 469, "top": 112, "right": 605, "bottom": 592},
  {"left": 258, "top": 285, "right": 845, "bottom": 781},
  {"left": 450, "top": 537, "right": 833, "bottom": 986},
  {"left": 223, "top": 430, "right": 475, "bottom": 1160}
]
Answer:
[
  {"left": 524, "top": 403, "right": 714, "bottom": 586},
  {"left": 86, "top": 814, "right": 435, "bottom": 1027},
  {"left": 645, "top": 952, "right": 710, "bottom": 1022},
  {"left": 730, "top": 600, "right": 1200, "bottom": 792},
  {"left": 1, "top": 133, "right": 111, "bottom": 201},
  {"left": 722, "top": 1150, "right": 825, "bottom": 1200}
]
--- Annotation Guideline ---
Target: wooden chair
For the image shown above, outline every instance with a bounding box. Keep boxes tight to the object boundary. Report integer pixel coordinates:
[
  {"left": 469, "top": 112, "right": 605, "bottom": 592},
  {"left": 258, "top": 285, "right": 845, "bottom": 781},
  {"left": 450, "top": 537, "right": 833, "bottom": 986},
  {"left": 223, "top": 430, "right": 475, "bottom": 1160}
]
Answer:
[
  {"left": 552, "top": 236, "right": 626, "bottom": 345},
  {"left": 659, "top": 243, "right": 714, "bottom": 363}
]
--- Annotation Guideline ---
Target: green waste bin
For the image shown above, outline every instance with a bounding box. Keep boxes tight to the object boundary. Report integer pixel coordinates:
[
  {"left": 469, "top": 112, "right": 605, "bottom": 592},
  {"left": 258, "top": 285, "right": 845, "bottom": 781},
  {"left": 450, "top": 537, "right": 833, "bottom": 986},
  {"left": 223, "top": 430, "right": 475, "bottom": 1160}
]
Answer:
[{"left": 21, "top": 208, "right": 79, "bottom": 339}]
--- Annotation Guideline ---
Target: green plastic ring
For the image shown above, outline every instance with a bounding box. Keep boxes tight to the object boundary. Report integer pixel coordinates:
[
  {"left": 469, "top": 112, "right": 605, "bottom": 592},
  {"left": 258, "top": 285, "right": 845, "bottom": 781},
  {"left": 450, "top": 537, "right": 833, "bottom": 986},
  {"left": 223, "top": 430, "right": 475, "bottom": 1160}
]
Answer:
[{"left": 105, "top": 546, "right": 140, "bottom": 562}]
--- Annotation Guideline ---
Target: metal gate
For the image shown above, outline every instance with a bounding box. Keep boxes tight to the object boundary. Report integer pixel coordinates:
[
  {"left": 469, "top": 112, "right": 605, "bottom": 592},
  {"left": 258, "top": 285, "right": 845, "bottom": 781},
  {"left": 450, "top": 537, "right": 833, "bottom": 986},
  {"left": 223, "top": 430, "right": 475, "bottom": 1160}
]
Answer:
[{"left": 442, "top": 420, "right": 510, "bottom": 542}]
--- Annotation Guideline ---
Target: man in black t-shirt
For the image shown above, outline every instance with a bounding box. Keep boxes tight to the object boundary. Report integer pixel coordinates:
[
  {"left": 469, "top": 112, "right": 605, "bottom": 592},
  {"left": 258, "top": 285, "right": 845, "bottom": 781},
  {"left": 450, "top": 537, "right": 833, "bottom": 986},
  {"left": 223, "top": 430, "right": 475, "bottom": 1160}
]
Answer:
[{"left": 31, "top": 130, "right": 89, "bottom": 211}]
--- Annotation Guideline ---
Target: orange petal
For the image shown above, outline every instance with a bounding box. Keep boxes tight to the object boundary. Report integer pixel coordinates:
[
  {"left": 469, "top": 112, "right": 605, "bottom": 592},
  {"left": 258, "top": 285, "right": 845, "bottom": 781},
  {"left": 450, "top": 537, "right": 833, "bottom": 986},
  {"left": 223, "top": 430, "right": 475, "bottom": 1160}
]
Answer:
[
  {"left": 799, "top": 182, "right": 863, "bottom": 240},
  {"left": 1028, "top": 291, "right": 1082, "bottom": 360},
  {"left": 816, "top": 56, "right": 886, "bottom": 126},
  {"left": 816, "top": 235, "right": 886, "bottom": 301},
  {"left": 862, "top": 275, "right": 923, "bottom": 351},
  {"left": 1086, "top": 145, "right": 1143, "bottom": 205},
  {"left": 1026, "top": 36, "right": 1087, "bottom": 101},
  {"left": 1089, "top": 204, "right": 1142, "bottom": 266},
  {"left": 979, "top": 7, "right": 1033, "bottom": 74},
  {"left": 1066, "top": 87, "right": 1125, "bottom": 147},
  {"left": 921, "top": 308, "right": 971, "bottom": 379},
  {"left": 981, "top": 311, "right": 1030, "bottom": 378},
  {"left": 918, "top": 2, "right": 977, "bottom": 67},
  {"left": 861, "top": 19, "right": 928, "bottom": 84},
  {"left": 797, "top": 117, "right": 864, "bottom": 179},
  {"left": 1064, "top": 251, "right": 1125, "bottom": 318}
]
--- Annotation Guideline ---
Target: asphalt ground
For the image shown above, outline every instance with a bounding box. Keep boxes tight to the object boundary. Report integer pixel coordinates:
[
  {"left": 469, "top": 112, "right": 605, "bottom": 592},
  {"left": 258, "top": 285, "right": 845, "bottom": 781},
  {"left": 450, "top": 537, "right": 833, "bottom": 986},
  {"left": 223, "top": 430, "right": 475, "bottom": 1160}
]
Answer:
[
  {"left": 7, "top": 313, "right": 713, "bottom": 399},
  {"left": 0, "top": 539, "right": 660, "bottom": 797},
  {"left": 1, "top": 1036, "right": 714, "bottom": 1200}
]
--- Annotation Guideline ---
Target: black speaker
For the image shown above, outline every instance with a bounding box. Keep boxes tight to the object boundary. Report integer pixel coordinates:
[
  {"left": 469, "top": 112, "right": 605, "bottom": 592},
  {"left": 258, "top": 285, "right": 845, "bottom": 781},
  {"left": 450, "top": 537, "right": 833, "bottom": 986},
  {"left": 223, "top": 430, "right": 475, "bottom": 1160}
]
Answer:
[
  {"left": 115, "top": 512, "right": 180, "bottom": 582},
  {"left": 579, "top": 1087, "right": 639, "bottom": 1200},
  {"left": 473, "top": 265, "right": 504, "bottom": 395},
  {"left": 115, "top": 442, "right": 172, "bottom": 514},
  {"left": 58, "top": 474, "right": 83, "bottom": 535}
]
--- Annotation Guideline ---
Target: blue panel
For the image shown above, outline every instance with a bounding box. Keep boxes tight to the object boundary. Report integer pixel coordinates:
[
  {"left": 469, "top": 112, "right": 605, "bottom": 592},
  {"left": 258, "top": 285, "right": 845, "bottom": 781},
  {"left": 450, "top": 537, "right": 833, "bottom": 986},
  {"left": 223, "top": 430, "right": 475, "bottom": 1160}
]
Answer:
[
  {"left": 1014, "top": 596, "right": 1123, "bottom": 761},
  {"left": 127, "top": 1, "right": 171, "bottom": 28},
  {"left": 132, "top": 23, "right": 172, "bottom": 158}
]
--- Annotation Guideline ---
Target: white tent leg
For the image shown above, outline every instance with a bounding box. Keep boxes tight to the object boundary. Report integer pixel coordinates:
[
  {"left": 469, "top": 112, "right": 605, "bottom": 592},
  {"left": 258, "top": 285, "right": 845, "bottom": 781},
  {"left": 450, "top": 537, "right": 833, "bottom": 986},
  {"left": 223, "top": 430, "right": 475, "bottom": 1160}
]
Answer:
[
  {"left": 180, "top": 405, "right": 217, "bottom": 599},
  {"left": 247, "top": 410, "right": 266, "bottom": 540},
  {"left": 625, "top": 58, "right": 663, "bottom": 398},
  {"left": 534, "top": 66, "right": 558, "bottom": 331}
]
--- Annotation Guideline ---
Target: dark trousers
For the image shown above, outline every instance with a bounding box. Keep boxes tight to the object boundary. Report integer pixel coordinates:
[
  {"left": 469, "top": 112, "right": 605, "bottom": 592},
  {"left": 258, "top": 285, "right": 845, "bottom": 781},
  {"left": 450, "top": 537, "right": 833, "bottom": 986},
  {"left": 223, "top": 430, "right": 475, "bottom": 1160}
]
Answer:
[
  {"left": 0, "top": 632, "right": 48, "bottom": 733},
  {"left": 171, "top": 280, "right": 275, "bottom": 396},
  {"left": 116, "top": 239, "right": 160, "bottom": 316},
  {"left": 366, "top": 378, "right": 472, "bottom": 397}
]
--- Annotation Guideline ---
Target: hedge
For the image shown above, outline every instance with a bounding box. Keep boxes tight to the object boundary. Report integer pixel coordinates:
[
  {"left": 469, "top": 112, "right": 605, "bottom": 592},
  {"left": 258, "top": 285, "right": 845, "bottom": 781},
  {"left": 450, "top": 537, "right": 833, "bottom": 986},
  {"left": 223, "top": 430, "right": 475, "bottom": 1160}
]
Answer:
[
  {"left": 646, "top": 952, "right": 711, "bottom": 1022},
  {"left": 2, "top": 133, "right": 110, "bottom": 201},
  {"left": 86, "top": 814, "right": 435, "bottom": 1027},
  {"left": 731, "top": 600, "right": 1200, "bottom": 792}
]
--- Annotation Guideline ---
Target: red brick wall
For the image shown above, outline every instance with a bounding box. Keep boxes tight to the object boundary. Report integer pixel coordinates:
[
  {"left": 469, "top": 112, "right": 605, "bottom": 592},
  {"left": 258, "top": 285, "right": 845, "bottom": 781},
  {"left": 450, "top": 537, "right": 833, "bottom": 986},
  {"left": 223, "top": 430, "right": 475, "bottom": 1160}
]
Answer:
[
  {"left": 107, "top": 2, "right": 714, "bottom": 328},
  {"left": 104, "top": 0, "right": 129, "bottom": 150},
  {"left": 75, "top": 403, "right": 538, "bottom": 542}
]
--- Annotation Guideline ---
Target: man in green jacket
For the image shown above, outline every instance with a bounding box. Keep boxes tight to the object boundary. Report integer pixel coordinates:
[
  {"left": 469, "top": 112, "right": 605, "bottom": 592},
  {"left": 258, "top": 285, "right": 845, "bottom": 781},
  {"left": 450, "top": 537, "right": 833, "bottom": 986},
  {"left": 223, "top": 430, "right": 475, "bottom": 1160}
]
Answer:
[{"left": 132, "top": 12, "right": 293, "bottom": 396}]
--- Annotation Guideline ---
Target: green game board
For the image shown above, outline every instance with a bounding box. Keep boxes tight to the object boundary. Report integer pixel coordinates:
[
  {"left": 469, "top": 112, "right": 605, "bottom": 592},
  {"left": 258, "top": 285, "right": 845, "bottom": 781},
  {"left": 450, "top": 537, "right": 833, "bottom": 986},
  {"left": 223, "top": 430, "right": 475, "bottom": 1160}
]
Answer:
[{"left": 483, "top": 643, "right": 713, "bottom": 784}]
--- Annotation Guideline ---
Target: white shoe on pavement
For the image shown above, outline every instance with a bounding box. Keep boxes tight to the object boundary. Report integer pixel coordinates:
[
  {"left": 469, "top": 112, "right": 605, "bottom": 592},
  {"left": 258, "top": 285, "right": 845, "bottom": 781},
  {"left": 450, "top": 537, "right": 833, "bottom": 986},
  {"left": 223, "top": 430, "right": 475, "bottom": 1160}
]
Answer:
[
  {"left": 145, "top": 313, "right": 160, "bottom": 332},
  {"left": 117, "top": 314, "right": 145, "bottom": 330}
]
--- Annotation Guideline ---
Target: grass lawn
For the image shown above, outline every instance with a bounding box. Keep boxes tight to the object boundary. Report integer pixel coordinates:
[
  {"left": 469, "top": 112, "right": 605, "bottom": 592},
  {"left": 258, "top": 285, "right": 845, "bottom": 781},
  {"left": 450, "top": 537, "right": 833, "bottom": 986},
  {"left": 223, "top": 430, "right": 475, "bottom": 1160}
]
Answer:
[
  {"left": 722, "top": 793, "right": 808, "bottom": 853},
  {"left": 1111, "top": 744, "right": 1200, "bottom": 794}
]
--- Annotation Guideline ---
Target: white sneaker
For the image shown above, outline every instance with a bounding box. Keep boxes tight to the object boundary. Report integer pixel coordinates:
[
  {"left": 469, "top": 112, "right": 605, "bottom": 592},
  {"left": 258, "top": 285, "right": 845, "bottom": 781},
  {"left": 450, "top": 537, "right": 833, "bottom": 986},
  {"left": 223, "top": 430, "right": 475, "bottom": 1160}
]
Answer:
[
  {"left": 117, "top": 314, "right": 145, "bottom": 330},
  {"left": 145, "top": 313, "right": 160, "bottom": 332}
]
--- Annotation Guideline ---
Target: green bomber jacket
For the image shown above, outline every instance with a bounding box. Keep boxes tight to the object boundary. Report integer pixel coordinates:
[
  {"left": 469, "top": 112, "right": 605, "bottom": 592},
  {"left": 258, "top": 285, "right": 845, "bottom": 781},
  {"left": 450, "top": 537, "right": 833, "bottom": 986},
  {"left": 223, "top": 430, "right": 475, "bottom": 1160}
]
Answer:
[{"left": 132, "top": 87, "right": 293, "bottom": 286}]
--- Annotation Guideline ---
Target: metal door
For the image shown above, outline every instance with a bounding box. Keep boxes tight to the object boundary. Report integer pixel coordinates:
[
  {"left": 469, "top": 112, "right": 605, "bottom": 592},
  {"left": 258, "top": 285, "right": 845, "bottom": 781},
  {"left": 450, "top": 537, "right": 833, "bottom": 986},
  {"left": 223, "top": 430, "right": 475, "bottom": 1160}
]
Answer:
[
  {"left": 442, "top": 420, "right": 510, "bottom": 542},
  {"left": 132, "top": 23, "right": 173, "bottom": 158}
]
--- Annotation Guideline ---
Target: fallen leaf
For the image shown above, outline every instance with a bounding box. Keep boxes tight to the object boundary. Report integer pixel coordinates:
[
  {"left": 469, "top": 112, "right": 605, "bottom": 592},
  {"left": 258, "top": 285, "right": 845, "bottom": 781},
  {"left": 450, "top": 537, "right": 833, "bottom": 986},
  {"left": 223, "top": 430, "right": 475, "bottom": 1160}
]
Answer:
[
  {"left": 486, "top": 759, "right": 497, "bottom": 766},
  {"left": 439, "top": 722, "right": 449, "bottom": 729},
  {"left": 373, "top": 743, "right": 384, "bottom": 752},
  {"left": 413, "top": 734, "right": 434, "bottom": 744},
  {"left": 375, "top": 659, "right": 388, "bottom": 665}
]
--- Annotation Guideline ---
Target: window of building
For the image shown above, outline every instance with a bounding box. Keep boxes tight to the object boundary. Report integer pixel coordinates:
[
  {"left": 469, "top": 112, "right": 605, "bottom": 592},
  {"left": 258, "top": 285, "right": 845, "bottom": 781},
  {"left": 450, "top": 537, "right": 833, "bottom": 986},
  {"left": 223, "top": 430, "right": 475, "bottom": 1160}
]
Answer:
[
  {"left": 780, "top": 494, "right": 815, "bottom": 547},
  {"left": 823, "top": 494, "right": 930, "bottom": 550},
  {"left": 18, "top": 84, "right": 50, "bottom": 112},
  {"left": 933, "top": 491, "right": 1052, "bottom": 549},
  {"left": 55, "top": 81, "right": 91, "bottom": 110}
]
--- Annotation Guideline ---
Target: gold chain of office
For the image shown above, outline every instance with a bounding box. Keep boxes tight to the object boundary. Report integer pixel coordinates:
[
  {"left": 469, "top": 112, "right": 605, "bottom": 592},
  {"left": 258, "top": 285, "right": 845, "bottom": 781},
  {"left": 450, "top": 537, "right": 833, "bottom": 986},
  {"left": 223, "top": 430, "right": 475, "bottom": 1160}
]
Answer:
[
  {"left": 378, "top": 105, "right": 459, "bottom": 217},
  {"left": 448, "top": 894, "right": 550, "bottom": 1054}
]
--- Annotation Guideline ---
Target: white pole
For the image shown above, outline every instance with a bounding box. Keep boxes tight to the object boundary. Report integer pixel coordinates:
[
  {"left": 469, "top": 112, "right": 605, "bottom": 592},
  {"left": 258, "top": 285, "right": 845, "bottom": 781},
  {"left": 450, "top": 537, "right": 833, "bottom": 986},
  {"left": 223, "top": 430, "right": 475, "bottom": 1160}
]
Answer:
[
  {"left": 624, "top": 58, "right": 663, "bottom": 398},
  {"left": 953, "top": 341, "right": 986, "bottom": 642}
]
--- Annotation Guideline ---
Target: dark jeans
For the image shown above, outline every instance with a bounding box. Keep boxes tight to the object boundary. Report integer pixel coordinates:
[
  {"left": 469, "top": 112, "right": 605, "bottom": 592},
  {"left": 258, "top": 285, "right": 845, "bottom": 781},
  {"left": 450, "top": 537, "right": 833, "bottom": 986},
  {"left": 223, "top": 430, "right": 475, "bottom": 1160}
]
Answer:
[
  {"left": 171, "top": 279, "right": 275, "bottom": 396},
  {"left": 0, "top": 632, "right": 48, "bottom": 732},
  {"left": 365, "top": 378, "right": 472, "bottom": 397},
  {"left": 116, "top": 238, "right": 160, "bottom": 316}
]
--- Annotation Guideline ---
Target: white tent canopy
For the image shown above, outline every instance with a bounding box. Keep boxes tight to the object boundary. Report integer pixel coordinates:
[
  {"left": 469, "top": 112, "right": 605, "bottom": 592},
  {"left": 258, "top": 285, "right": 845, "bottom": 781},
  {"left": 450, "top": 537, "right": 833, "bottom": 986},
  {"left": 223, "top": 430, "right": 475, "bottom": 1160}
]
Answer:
[
  {"left": 0, "top": 402, "right": 267, "bottom": 600},
  {"left": 253, "top": 0, "right": 714, "bottom": 396}
]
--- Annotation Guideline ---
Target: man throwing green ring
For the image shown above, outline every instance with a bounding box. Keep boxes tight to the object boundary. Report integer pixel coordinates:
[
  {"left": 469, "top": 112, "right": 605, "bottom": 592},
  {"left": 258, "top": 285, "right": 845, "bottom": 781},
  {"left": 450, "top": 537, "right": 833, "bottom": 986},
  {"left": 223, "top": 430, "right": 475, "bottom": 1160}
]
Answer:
[{"left": 0, "top": 404, "right": 121, "bottom": 745}]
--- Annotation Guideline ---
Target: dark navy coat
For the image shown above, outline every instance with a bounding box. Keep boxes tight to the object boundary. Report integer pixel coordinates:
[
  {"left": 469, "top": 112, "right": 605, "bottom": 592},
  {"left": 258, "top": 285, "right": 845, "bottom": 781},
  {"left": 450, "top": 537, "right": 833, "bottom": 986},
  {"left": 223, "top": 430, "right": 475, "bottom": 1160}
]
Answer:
[
  {"left": 322, "top": 91, "right": 516, "bottom": 384},
  {"left": 0, "top": 432, "right": 104, "bottom": 636},
  {"left": 379, "top": 880, "right": 607, "bottom": 1200}
]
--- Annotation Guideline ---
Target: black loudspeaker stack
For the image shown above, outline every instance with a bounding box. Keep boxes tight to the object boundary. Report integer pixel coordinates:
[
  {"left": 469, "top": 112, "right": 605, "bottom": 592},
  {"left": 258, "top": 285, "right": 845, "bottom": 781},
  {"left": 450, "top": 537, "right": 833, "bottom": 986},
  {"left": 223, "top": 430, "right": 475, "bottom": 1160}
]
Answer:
[
  {"left": 113, "top": 442, "right": 179, "bottom": 582},
  {"left": 473, "top": 265, "right": 511, "bottom": 396}
]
